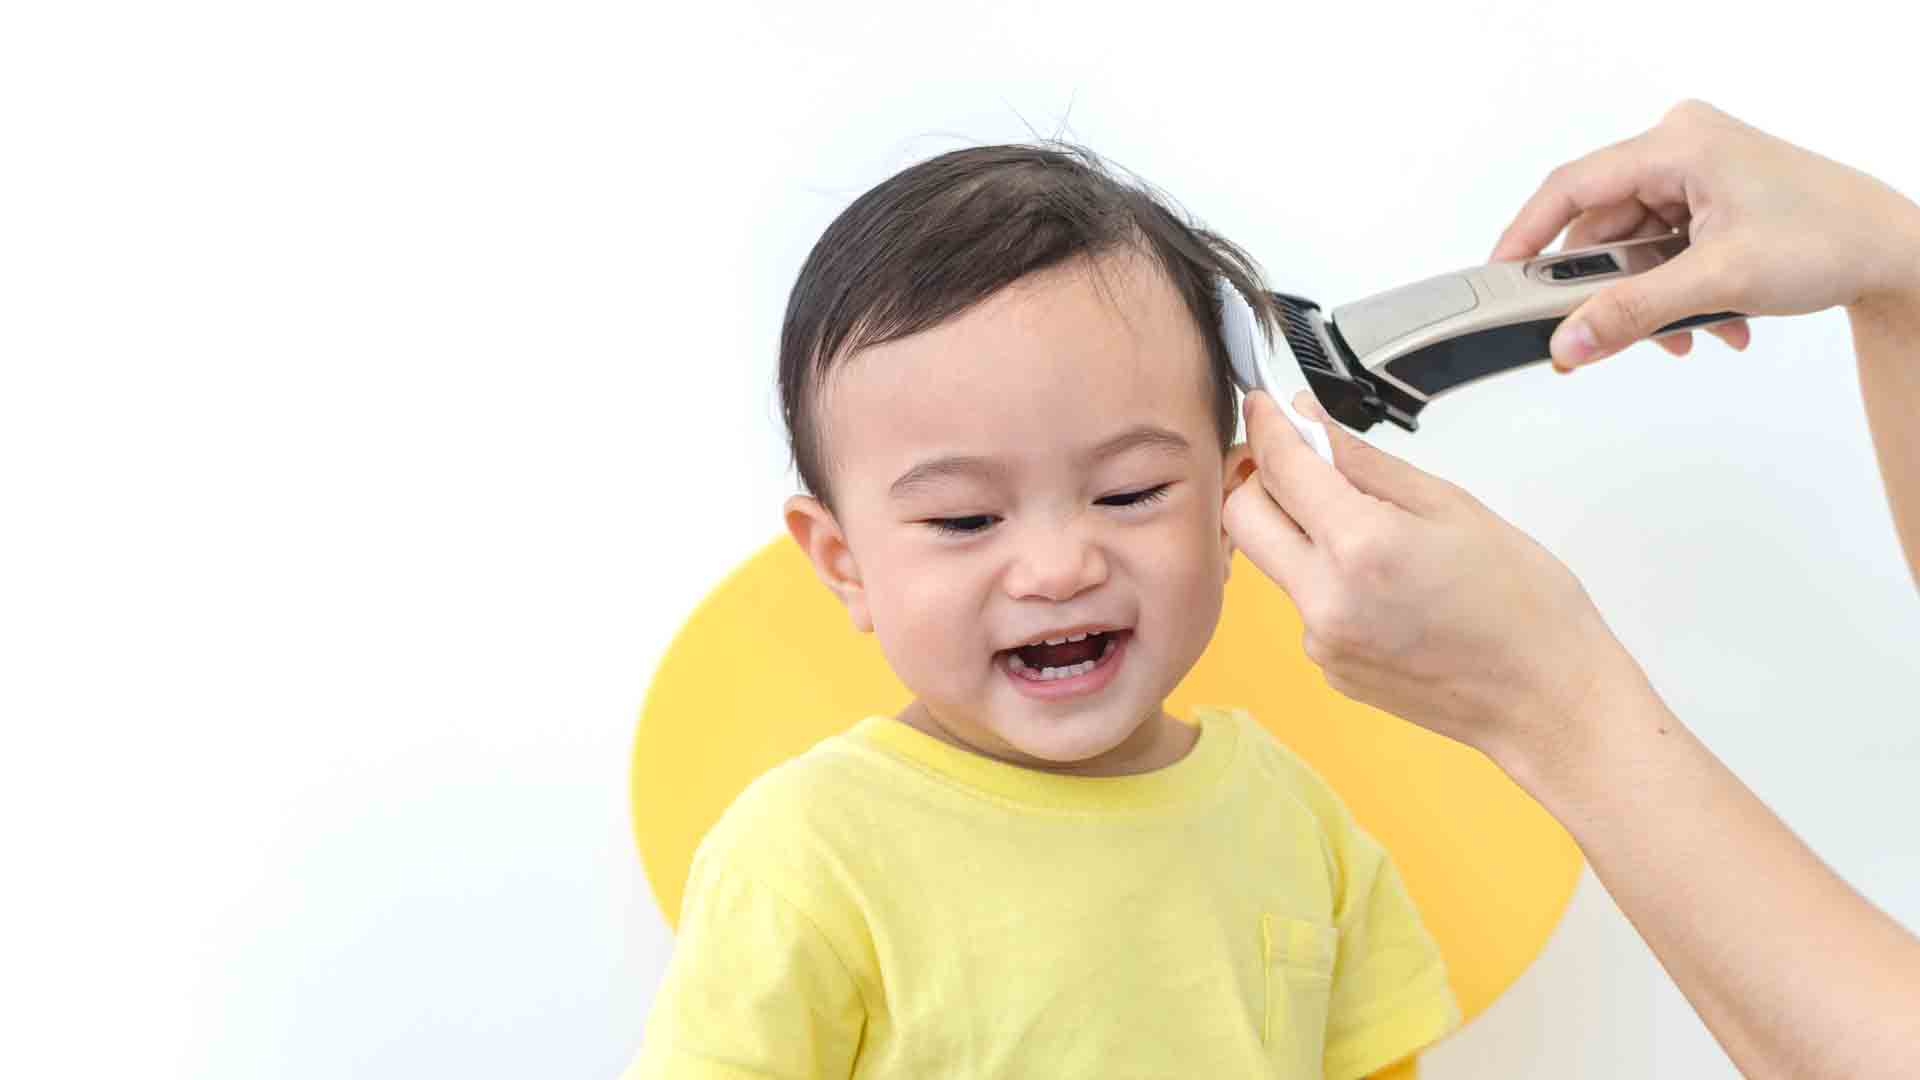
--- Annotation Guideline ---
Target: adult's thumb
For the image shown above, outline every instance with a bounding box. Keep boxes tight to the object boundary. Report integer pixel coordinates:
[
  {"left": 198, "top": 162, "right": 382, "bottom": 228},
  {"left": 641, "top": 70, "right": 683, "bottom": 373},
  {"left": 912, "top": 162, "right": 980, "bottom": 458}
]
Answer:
[{"left": 1551, "top": 255, "right": 1725, "bottom": 369}]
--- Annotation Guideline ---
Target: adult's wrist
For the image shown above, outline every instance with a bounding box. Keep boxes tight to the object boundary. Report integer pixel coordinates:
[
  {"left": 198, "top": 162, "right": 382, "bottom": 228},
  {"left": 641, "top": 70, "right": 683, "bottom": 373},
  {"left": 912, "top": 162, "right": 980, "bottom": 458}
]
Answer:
[
  {"left": 1482, "top": 638, "right": 1667, "bottom": 812},
  {"left": 1850, "top": 199, "right": 1920, "bottom": 317},
  {"left": 1848, "top": 280, "right": 1920, "bottom": 339}
]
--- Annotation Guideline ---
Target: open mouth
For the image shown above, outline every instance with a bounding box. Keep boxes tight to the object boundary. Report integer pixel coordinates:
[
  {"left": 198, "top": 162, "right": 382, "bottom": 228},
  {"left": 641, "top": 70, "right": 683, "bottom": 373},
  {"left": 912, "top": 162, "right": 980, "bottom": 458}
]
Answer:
[{"left": 1000, "top": 629, "right": 1128, "bottom": 682}]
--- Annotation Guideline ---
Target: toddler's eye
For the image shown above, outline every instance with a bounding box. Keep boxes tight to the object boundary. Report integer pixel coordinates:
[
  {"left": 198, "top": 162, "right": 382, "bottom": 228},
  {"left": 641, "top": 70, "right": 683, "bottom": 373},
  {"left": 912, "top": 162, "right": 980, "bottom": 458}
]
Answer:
[
  {"left": 925, "top": 514, "right": 998, "bottom": 535},
  {"left": 1096, "top": 483, "right": 1172, "bottom": 508}
]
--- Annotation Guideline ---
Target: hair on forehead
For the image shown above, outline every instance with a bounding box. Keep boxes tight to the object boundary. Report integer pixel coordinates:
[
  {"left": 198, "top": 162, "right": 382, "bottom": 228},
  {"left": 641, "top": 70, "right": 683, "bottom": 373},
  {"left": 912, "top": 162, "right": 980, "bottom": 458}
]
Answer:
[{"left": 778, "top": 141, "right": 1281, "bottom": 512}]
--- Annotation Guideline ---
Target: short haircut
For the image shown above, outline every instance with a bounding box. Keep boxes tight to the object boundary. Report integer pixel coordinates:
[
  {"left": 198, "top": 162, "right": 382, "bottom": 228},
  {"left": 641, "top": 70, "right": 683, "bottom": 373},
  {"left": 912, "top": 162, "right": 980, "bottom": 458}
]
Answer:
[{"left": 778, "top": 143, "right": 1280, "bottom": 511}]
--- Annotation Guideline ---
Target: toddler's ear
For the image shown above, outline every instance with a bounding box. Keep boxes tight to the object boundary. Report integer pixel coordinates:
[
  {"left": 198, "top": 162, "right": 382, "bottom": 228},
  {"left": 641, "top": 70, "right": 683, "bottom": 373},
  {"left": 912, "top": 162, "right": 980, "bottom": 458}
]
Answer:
[
  {"left": 784, "top": 495, "right": 873, "bottom": 632},
  {"left": 1223, "top": 442, "right": 1257, "bottom": 496},
  {"left": 1219, "top": 443, "right": 1257, "bottom": 580}
]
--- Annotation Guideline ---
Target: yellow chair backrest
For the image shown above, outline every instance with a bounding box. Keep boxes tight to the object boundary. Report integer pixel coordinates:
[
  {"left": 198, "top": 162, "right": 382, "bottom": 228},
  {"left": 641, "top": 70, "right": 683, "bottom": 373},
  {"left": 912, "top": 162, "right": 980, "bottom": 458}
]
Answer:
[{"left": 634, "top": 539, "right": 1582, "bottom": 1060}]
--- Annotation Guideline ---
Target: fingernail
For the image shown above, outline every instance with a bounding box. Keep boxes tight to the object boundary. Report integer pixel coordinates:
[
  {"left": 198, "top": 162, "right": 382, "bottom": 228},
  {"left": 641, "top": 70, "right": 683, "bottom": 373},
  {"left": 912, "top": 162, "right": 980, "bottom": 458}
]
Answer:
[
  {"left": 1552, "top": 319, "right": 1598, "bottom": 364},
  {"left": 1293, "top": 392, "right": 1327, "bottom": 421}
]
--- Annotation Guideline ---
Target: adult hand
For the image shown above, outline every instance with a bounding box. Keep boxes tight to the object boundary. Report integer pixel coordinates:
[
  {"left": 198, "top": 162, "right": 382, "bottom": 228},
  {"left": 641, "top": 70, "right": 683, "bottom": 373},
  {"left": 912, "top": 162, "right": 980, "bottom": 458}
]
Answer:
[
  {"left": 1492, "top": 99, "right": 1920, "bottom": 370},
  {"left": 1495, "top": 99, "right": 1920, "bottom": 587},
  {"left": 1225, "top": 99, "right": 1920, "bottom": 758},
  {"left": 1223, "top": 389, "right": 1635, "bottom": 761},
  {"left": 1229, "top": 101, "right": 1920, "bottom": 1078}
]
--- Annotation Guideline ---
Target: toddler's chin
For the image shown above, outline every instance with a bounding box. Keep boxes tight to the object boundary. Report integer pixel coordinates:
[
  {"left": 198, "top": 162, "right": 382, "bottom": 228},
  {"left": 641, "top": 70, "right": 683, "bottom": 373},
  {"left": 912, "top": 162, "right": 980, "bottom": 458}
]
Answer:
[{"left": 990, "top": 709, "right": 1142, "bottom": 767}]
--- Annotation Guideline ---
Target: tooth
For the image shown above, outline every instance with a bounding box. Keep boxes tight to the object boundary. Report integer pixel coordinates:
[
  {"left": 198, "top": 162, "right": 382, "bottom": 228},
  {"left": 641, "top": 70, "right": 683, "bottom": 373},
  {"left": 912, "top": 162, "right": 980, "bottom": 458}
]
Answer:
[
  {"left": 1045, "top": 637, "right": 1066, "bottom": 645},
  {"left": 1099, "top": 636, "right": 1115, "bottom": 658},
  {"left": 1008, "top": 651, "right": 1028, "bottom": 672},
  {"left": 1067, "top": 632, "right": 1087, "bottom": 643}
]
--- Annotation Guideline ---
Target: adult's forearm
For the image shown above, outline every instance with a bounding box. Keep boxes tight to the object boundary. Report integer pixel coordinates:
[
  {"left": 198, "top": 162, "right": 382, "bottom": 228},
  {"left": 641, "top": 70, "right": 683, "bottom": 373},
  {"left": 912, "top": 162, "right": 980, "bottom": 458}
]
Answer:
[
  {"left": 1849, "top": 283, "right": 1920, "bottom": 590},
  {"left": 1495, "top": 653, "right": 1920, "bottom": 1078},
  {"left": 1501, "top": 266, "right": 1920, "bottom": 1075}
]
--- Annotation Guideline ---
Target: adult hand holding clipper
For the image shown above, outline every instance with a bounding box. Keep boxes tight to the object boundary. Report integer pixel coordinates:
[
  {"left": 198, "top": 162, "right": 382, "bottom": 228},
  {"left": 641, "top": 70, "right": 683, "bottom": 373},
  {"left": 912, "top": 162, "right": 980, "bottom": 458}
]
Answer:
[
  {"left": 1498, "top": 101, "right": 1920, "bottom": 375},
  {"left": 1225, "top": 99, "right": 1920, "bottom": 1077}
]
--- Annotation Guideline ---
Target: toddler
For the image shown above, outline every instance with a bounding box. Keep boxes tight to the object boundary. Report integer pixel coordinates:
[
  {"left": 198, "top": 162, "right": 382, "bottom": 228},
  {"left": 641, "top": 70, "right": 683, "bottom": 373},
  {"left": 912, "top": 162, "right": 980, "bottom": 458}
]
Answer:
[{"left": 629, "top": 144, "right": 1459, "bottom": 1079}]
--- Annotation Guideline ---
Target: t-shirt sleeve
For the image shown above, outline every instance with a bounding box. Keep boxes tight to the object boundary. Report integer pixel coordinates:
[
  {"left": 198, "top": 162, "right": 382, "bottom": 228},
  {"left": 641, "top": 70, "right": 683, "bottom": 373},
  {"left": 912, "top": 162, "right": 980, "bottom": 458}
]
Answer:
[
  {"left": 1319, "top": 816, "right": 1461, "bottom": 1080},
  {"left": 624, "top": 832, "right": 867, "bottom": 1080}
]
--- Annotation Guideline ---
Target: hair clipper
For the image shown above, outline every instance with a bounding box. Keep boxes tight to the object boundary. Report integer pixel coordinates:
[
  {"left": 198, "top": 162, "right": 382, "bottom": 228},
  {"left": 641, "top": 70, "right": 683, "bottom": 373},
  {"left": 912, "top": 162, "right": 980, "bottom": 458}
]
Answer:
[{"left": 1255, "top": 231, "right": 1745, "bottom": 433}]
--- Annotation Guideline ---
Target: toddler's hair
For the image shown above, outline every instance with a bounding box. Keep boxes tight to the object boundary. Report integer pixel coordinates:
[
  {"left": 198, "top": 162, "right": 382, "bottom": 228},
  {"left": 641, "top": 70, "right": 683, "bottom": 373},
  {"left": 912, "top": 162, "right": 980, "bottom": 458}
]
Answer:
[{"left": 778, "top": 143, "right": 1281, "bottom": 510}]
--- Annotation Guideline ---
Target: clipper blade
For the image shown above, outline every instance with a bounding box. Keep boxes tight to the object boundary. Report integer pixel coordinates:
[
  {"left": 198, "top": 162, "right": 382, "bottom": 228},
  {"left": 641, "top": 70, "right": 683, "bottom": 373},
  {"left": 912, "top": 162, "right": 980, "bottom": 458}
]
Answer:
[
  {"left": 1271, "top": 293, "right": 1404, "bottom": 434},
  {"left": 1216, "top": 277, "right": 1336, "bottom": 465}
]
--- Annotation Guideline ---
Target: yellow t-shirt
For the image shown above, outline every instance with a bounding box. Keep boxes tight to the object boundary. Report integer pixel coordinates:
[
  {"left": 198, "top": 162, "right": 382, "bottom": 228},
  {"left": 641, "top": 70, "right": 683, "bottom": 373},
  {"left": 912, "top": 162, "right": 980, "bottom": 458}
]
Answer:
[{"left": 629, "top": 705, "right": 1459, "bottom": 1079}]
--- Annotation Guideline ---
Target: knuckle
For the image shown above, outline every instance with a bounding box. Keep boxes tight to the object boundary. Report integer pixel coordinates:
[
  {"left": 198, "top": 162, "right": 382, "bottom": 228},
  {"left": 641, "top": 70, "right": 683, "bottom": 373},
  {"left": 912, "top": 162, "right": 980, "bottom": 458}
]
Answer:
[
  {"left": 1313, "top": 599, "right": 1362, "bottom": 653},
  {"left": 1302, "top": 630, "right": 1328, "bottom": 667},
  {"left": 1356, "top": 545, "right": 1405, "bottom": 592},
  {"left": 1323, "top": 669, "right": 1354, "bottom": 698},
  {"left": 1331, "top": 520, "right": 1396, "bottom": 576},
  {"left": 1301, "top": 593, "right": 1345, "bottom": 639},
  {"left": 1327, "top": 524, "right": 1372, "bottom": 566},
  {"left": 1665, "top": 97, "right": 1709, "bottom": 124}
]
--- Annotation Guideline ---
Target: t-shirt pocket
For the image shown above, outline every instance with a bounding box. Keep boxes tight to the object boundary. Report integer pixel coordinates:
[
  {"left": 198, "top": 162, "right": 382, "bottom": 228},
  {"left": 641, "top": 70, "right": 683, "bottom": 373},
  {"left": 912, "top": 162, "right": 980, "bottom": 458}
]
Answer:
[{"left": 1263, "top": 914, "right": 1339, "bottom": 1074}]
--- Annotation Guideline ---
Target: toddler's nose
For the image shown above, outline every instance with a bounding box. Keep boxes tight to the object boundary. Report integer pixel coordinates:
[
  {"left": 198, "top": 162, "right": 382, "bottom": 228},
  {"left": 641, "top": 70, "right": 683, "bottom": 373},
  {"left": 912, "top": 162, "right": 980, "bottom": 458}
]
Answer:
[{"left": 1004, "top": 527, "right": 1108, "bottom": 602}]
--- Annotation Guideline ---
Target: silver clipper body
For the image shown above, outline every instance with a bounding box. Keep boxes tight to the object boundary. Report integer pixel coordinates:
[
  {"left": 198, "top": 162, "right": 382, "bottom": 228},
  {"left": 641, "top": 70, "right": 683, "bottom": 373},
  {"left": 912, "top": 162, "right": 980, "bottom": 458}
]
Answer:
[{"left": 1276, "top": 232, "right": 1743, "bottom": 433}]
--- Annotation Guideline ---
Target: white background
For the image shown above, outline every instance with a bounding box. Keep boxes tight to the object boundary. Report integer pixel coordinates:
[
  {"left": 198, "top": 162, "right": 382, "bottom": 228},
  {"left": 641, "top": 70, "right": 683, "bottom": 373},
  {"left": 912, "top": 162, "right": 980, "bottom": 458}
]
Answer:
[{"left": 5, "top": 1, "right": 1918, "bottom": 1076}]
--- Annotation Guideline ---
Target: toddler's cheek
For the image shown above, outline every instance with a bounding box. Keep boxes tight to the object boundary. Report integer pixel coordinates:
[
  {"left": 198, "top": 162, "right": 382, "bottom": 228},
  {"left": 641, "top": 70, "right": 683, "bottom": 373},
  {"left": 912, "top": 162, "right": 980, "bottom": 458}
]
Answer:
[{"left": 1168, "top": 525, "right": 1233, "bottom": 589}]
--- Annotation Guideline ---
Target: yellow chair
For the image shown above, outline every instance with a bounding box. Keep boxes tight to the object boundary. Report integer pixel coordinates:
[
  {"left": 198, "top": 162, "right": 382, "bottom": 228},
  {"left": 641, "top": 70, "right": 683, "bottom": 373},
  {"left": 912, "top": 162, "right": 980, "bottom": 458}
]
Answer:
[{"left": 633, "top": 539, "right": 1582, "bottom": 1078}]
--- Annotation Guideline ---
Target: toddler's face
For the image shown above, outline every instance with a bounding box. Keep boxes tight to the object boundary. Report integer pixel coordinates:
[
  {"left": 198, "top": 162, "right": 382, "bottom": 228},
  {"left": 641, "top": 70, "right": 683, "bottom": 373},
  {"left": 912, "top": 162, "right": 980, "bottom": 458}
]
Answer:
[{"left": 786, "top": 250, "right": 1250, "bottom": 771}]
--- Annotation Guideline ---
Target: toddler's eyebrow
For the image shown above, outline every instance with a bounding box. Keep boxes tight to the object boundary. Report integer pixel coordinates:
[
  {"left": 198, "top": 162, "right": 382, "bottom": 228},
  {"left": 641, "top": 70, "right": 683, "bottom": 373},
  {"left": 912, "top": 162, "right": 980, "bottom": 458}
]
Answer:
[{"left": 888, "top": 424, "right": 1190, "bottom": 500}]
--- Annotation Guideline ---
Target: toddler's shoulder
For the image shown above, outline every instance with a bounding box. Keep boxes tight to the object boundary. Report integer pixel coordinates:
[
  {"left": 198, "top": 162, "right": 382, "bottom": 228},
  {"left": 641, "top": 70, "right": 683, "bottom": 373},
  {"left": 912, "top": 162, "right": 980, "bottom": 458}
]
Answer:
[
  {"left": 686, "top": 724, "right": 888, "bottom": 887},
  {"left": 1205, "top": 704, "right": 1360, "bottom": 834}
]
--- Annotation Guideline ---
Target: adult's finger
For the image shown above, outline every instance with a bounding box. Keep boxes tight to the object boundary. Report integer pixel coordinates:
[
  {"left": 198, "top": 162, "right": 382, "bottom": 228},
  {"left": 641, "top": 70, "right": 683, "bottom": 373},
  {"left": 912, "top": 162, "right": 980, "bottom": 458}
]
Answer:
[
  {"left": 1222, "top": 477, "right": 1319, "bottom": 601},
  {"left": 1488, "top": 134, "right": 1690, "bottom": 262},
  {"left": 1241, "top": 390, "right": 1360, "bottom": 542},
  {"left": 1560, "top": 199, "right": 1662, "bottom": 253},
  {"left": 1703, "top": 317, "right": 1753, "bottom": 351},
  {"left": 1561, "top": 199, "right": 1688, "bottom": 252},
  {"left": 1550, "top": 246, "right": 1741, "bottom": 368},
  {"left": 1289, "top": 391, "right": 1457, "bottom": 519},
  {"left": 1561, "top": 210, "right": 1698, "bottom": 359},
  {"left": 1646, "top": 316, "right": 1752, "bottom": 360}
]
